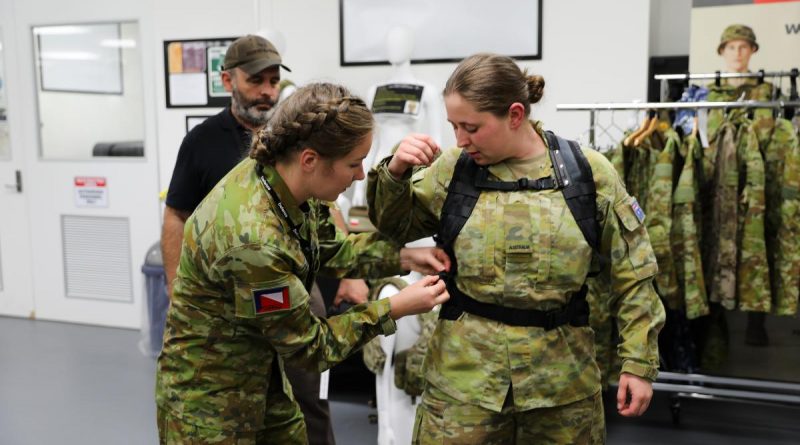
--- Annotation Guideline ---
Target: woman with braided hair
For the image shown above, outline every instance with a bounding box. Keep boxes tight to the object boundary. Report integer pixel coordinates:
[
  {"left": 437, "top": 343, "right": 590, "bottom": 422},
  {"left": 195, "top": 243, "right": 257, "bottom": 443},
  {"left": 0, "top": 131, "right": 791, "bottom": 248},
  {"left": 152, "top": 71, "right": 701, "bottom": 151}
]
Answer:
[{"left": 156, "top": 82, "right": 450, "bottom": 444}]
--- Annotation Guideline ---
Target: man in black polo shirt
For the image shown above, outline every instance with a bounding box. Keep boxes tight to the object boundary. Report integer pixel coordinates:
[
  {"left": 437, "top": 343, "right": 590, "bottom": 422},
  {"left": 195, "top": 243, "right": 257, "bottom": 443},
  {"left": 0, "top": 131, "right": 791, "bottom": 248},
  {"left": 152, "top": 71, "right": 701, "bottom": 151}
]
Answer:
[{"left": 161, "top": 34, "right": 355, "bottom": 445}]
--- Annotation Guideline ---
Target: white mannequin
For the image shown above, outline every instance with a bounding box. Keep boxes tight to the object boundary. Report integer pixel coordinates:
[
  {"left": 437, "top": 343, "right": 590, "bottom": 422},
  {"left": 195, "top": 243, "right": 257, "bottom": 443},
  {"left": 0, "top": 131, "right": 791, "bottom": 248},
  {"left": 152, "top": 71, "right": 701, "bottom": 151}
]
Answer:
[
  {"left": 374, "top": 237, "right": 436, "bottom": 445},
  {"left": 350, "top": 25, "right": 444, "bottom": 207}
]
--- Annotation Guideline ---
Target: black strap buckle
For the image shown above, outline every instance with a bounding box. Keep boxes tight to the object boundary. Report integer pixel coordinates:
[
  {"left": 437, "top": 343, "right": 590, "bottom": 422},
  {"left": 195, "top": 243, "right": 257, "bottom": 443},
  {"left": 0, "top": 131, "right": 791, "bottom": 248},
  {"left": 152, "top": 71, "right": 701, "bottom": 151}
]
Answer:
[
  {"left": 542, "top": 310, "right": 560, "bottom": 331},
  {"left": 517, "top": 177, "right": 529, "bottom": 189}
]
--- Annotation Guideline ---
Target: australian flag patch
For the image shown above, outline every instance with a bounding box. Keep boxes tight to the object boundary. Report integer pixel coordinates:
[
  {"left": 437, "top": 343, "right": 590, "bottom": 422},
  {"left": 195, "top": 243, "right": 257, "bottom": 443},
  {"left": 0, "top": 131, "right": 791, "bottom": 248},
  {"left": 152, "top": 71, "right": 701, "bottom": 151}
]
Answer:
[
  {"left": 253, "top": 286, "right": 291, "bottom": 314},
  {"left": 631, "top": 198, "right": 645, "bottom": 223}
]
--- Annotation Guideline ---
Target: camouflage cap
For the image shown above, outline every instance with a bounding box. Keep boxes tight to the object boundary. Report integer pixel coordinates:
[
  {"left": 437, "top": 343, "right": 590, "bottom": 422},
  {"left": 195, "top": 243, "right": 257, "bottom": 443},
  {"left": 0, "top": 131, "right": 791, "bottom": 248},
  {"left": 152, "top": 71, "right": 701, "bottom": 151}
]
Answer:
[
  {"left": 222, "top": 34, "right": 291, "bottom": 74},
  {"left": 717, "top": 24, "right": 759, "bottom": 54}
]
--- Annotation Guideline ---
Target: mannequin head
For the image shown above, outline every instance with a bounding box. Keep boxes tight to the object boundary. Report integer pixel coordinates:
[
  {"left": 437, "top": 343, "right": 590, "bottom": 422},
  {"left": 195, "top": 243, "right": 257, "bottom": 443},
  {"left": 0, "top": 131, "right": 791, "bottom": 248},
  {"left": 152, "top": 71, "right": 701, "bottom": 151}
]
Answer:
[{"left": 385, "top": 25, "right": 414, "bottom": 65}]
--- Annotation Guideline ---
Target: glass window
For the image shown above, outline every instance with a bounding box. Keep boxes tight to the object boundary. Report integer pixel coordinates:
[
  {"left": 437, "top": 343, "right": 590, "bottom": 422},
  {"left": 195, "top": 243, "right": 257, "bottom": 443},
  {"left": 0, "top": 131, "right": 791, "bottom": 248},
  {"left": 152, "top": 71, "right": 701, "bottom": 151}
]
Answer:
[{"left": 32, "top": 22, "right": 144, "bottom": 159}]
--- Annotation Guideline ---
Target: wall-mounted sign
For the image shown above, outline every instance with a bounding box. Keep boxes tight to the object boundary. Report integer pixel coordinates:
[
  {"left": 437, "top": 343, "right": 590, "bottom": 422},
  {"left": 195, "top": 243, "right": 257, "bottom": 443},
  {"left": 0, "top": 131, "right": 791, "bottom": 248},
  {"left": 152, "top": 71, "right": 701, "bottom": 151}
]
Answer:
[
  {"left": 164, "top": 37, "right": 236, "bottom": 108},
  {"left": 74, "top": 176, "right": 108, "bottom": 208}
]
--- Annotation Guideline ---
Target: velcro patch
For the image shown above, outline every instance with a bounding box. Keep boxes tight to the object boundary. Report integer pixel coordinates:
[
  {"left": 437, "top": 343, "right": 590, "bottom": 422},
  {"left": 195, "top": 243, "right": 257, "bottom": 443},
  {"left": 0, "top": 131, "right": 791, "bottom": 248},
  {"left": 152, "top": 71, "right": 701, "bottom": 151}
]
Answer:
[
  {"left": 631, "top": 198, "right": 645, "bottom": 223},
  {"left": 253, "top": 286, "right": 290, "bottom": 314}
]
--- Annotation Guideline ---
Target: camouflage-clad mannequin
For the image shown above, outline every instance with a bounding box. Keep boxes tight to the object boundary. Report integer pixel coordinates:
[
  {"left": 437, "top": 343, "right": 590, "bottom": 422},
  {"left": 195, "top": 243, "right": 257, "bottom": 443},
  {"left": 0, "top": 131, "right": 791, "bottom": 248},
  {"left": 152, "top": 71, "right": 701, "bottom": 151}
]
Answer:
[
  {"left": 368, "top": 54, "right": 665, "bottom": 444},
  {"left": 156, "top": 83, "right": 450, "bottom": 444}
]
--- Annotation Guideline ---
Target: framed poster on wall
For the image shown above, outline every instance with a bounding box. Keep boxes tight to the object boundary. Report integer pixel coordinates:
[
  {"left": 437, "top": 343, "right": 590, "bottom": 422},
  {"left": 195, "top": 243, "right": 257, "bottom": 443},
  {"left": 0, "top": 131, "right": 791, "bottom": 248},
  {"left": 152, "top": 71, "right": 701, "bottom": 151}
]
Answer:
[
  {"left": 339, "top": 0, "right": 543, "bottom": 66},
  {"left": 164, "top": 37, "right": 236, "bottom": 108},
  {"left": 185, "top": 115, "right": 212, "bottom": 134}
]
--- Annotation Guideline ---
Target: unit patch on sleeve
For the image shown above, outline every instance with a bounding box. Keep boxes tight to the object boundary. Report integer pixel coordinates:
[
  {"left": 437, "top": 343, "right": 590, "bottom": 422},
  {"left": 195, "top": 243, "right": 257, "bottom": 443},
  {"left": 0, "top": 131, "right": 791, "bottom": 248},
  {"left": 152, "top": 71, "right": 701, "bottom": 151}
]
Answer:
[
  {"left": 253, "top": 286, "right": 291, "bottom": 314},
  {"left": 631, "top": 198, "right": 646, "bottom": 223}
]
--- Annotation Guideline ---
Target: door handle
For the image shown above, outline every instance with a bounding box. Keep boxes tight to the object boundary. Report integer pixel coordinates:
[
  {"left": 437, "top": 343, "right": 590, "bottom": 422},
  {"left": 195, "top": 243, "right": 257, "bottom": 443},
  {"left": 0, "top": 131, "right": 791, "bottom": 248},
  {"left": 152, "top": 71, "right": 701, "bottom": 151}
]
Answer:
[{"left": 3, "top": 170, "right": 22, "bottom": 193}]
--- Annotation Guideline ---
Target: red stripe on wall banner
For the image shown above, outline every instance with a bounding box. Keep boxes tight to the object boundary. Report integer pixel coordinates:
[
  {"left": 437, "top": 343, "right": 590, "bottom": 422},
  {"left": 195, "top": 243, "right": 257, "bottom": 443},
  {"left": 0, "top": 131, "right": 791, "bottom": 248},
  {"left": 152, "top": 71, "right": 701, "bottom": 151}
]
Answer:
[{"left": 754, "top": 0, "right": 800, "bottom": 4}]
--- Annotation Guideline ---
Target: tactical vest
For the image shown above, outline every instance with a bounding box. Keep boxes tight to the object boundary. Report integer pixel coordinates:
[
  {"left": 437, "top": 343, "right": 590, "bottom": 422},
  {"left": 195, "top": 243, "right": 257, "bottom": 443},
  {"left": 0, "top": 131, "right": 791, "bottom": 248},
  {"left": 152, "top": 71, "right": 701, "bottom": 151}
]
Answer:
[{"left": 436, "top": 131, "right": 601, "bottom": 329}]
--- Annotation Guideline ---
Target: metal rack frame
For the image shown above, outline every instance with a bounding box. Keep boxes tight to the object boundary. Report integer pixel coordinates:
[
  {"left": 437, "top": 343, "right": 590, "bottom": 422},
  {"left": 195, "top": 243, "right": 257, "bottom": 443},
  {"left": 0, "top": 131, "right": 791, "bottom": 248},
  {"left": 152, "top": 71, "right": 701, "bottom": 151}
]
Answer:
[
  {"left": 556, "top": 100, "right": 800, "bottom": 147},
  {"left": 557, "top": 98, "right": 800, "bottom": 423}
]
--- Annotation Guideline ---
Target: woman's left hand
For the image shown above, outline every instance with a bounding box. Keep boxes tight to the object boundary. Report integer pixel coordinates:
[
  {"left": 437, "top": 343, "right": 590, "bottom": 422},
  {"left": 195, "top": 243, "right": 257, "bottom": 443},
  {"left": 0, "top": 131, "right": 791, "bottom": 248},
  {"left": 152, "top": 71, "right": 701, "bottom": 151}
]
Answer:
[
  {"left": 399, "top": 247, "right": 452, "bottom": 275},
  {"left": 616, "top": 372, "right": 654, "bottom": 417}
]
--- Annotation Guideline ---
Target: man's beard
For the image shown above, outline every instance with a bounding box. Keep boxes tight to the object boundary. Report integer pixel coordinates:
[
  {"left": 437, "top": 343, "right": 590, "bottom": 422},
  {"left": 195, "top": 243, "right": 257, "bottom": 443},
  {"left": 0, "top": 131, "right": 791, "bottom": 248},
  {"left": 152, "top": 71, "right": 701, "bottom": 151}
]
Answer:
[{"left": 231, "top": 85, "right": 275, "bottom": 128}]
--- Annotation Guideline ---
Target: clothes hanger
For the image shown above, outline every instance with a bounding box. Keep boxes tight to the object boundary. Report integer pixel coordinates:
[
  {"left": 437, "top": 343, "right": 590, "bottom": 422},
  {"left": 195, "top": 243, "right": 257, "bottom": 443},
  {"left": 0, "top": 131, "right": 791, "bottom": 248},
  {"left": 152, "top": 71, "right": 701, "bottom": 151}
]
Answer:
[
  {"left": 623, "top": 110, "right": 652, "bottom": 147},
  {"left": 633, "top": 113, "right": 659, "bottom": 147}
]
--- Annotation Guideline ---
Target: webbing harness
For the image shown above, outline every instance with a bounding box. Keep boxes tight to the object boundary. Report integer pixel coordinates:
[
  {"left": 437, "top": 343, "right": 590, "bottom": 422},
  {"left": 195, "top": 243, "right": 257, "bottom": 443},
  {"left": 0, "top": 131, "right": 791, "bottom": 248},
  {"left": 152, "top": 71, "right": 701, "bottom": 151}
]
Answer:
[{"left": 436, "top": 131, "right": 602, "bottom": 328}]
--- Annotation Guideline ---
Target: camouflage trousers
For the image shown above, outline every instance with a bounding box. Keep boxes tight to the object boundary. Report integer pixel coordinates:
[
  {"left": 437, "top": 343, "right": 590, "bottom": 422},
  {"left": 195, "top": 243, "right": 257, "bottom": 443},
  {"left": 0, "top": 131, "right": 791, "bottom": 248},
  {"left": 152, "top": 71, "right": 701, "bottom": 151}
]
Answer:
[
  {"left": 412, "top": 386, "right": 605, "bottom": 444},
  {"left": 157, "top": 387, "right": 307, "bottom": 444}
]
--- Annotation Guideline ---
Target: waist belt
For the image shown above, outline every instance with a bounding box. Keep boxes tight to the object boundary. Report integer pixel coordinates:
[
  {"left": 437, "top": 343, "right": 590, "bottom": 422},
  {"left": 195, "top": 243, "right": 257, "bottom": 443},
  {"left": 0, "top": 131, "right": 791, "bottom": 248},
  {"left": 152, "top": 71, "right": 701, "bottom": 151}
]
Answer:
[{"left": 438, "top": 275, "right": 590, "bottom": 330}]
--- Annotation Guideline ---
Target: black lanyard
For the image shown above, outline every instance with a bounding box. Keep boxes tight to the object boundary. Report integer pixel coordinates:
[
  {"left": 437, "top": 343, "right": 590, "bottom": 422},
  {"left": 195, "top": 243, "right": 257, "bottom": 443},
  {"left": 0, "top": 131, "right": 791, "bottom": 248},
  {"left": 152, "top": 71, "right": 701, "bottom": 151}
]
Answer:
[{"left": 256, "top": 165, "right": 316, "bottom": 289}]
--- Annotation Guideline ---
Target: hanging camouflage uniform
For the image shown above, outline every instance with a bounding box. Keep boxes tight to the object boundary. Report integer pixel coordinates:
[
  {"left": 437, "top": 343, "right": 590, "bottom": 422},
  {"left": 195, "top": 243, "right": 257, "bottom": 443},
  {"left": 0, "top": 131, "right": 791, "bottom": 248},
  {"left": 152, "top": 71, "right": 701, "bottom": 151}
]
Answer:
[
  {"left": 645, "top": 129, "right": 681, "bottom": 309},
  {"left": 764, "top": 119, "right": 800, "bottom": 315},
  {"left": 735, "top": 122, "right": 771, "bottom": 312},
  {"left": 773, "top": 120, "right": 800, "bottom": 316},
  {"left": 706, "top": 78, "right": 775, "bottom": 142},
  {"left": 704, "top": 119, "right": 739, "bottom": 308},
  {"left": 672, "top": 135, "right": 709, "bottom": 319}
]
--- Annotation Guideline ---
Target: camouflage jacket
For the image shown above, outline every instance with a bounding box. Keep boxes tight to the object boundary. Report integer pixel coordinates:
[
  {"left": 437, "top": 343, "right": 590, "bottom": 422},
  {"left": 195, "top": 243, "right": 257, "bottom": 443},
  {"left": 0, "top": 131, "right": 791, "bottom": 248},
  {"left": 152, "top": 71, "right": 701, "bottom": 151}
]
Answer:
[
  {"left": 762, "top": 118, "right": 800, "bottom": 316},
  {"left": 644, "top": 129, "right": 681, "bottom": 309},
  {"left": 156, "top": 158, "right": 404, "bottom": 431},
  {"left": 367, "top": 121, "right": 665, "bottom": 412},
  {"left": 672, "top": 135, "right": 709, "bottom": 319},
  {"left": 735, "top": 122, "right": 771, "bottom": 312},
  {"left": 706, "top": 78, "right": 775, "bottom": 141},
  {"left": 704, "top": 120, "right": 739, "bottom": 307},
  {"left": 774, "top": 120, "right": 800, "bottom": 316}
]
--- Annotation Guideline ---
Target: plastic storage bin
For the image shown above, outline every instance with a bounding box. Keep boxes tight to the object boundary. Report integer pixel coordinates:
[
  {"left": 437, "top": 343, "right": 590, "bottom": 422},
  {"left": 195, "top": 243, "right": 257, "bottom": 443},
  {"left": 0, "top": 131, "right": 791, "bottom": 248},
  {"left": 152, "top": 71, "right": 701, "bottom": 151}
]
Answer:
[{"left": 139, "top": 242, "right": 169, "bottom": 358}]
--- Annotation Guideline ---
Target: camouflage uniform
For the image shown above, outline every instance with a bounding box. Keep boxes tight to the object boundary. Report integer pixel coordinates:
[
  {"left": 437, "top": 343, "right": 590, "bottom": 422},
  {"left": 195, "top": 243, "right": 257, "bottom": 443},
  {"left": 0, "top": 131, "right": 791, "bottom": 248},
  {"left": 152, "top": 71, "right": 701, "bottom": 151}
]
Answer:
[
  {"left": 644, "top": 129, "right": 681, "bottom": 309},
  {"left": 762, "top": 119, "right": 800, "bottom": 316},
  {"left": 156, "top": 158, "right": 405, "bottom": 443},
  {"left": 367, "top": 121, "right": 665, "bottom": 444},
  {"left": 776, "top": 130, "right": 800, "bottom": 316},
  {"left": 735, "top": 122, "right": 771, "bottom": 312},
  {"left": 704, "top": 120, "right": 738, "bottom": 308},
  {"left": 672, "top": 135, "right": 709, "bottom": 319},
  {"left": 706, "top": 78, "right": 775, "bottom": 143}
]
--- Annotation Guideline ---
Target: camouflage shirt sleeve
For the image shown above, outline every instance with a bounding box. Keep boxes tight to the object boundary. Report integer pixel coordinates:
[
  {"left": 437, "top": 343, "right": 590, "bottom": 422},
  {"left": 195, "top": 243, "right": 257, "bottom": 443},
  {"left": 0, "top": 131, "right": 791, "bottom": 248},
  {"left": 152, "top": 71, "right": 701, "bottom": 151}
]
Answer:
[
  {"left": 214, "top": 243, "right": 397, "bottom": 373},
  {"left": 588, "top": 149, "right": 666, "bottom": 382},
  {"left": 366, "top": 149, "right": 461, "bottom": 244},
  {"left": 314, "top": 201, "right": 405, "bottom": 279}
]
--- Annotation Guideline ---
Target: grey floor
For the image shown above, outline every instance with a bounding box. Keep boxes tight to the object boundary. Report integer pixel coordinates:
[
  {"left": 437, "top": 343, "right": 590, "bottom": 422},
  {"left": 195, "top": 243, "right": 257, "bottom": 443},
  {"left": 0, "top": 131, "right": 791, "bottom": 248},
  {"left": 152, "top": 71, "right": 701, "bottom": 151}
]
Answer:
[{"left": 1, "top": 315, "right": 799, "bottom": 445}]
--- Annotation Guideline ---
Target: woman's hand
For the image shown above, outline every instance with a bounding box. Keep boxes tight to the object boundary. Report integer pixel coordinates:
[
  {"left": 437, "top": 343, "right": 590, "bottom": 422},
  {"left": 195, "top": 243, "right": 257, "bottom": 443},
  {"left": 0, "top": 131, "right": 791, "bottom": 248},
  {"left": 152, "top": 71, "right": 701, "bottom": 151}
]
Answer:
[
  {"left": 388, "top": 275, "right": 449, "bottom": 319},
  {"left": 388, "top": 133, "right": 440, "bottom": 179},
  {"left": 616, "top": 373, "right": 654, "bottom": 417},
  {"left": 400, "top": 247, "right": 451, "bottom": 275}
]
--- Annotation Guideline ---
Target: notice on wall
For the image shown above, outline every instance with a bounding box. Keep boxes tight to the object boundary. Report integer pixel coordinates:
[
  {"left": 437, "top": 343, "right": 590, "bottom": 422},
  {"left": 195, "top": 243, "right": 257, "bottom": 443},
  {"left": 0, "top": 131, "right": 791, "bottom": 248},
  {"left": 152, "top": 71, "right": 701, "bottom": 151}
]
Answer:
[
  {"left": 164, "top": 37, "right": 236, "bottom": 108},
  {"left": 74, "top": 176, "right": 108, "bottom": 208}
]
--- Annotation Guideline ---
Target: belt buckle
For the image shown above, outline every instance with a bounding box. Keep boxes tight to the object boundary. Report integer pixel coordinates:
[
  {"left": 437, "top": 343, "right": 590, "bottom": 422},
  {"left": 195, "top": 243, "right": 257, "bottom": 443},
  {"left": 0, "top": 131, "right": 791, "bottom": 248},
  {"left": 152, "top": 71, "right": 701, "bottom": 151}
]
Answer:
[{"left": 543, "top": 310, "right": 559, "bottom": 331}]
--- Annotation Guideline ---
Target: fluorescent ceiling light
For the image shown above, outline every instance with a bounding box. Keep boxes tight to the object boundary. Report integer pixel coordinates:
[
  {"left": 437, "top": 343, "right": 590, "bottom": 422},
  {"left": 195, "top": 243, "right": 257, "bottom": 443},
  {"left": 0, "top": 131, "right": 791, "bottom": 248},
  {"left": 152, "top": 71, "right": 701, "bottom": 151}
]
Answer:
[
  {"left": 33, "top": 26, "right": 90, "bottom": 36},
  {"left": 101, "top": 39, "right": 137, "bottom": 48},
  {"left": 40, "top": 51, "right": 99, "bottom": 61}
]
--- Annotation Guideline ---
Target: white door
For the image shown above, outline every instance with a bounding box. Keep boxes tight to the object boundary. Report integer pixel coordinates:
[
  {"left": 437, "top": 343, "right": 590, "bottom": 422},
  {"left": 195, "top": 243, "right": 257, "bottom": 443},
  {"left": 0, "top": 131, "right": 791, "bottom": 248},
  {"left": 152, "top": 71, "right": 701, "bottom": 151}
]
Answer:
[
  {"left": 11, "top": 0, "right": 160, "bottom": 328},
  {"left": 0, "top": 14, "right": 35, "bottom": 319}
]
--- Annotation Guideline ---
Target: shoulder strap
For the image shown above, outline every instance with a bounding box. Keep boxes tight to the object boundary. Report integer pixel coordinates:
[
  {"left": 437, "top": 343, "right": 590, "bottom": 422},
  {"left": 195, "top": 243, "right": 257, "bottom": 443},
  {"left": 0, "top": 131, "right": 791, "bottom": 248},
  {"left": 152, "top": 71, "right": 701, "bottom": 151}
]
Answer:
[
  {"left": 436, "top": 151, "right": 482, "bottom": 257},
  {"left": 544, "top": 131, "right": 604, "bottom": 274}
]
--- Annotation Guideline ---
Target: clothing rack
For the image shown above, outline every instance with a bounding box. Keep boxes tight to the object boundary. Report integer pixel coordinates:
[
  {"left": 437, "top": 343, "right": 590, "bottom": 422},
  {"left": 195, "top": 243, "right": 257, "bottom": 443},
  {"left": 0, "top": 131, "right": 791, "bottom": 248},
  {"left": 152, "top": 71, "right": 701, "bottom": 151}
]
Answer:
[
  {"left": 654, "top": 69, "right": 798, "bottom": 82},
  {"left": 556, "top": 100, "right": 800, "bottom": 147},
  {"left": 557, "top": 98, "right": 800, "bottom": 423},
  {"left": 654, "top": 69, "right": 799, "bottom": 102}
]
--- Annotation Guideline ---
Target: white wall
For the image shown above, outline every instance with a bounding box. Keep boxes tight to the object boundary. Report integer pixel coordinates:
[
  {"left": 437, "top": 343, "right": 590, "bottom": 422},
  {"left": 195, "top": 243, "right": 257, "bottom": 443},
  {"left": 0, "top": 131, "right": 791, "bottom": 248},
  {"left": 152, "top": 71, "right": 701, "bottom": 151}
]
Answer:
[
  {"left": 38, "top": 23, "right": 144, "bottom": 159},
  {"left": 650, "top": 0, "right": 692, "bottom": 56},
  {"left": 155, "top": 0, "right": 653, "bottom": 189}
]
